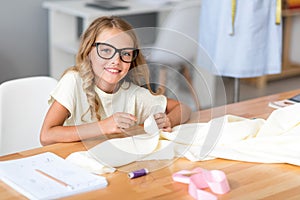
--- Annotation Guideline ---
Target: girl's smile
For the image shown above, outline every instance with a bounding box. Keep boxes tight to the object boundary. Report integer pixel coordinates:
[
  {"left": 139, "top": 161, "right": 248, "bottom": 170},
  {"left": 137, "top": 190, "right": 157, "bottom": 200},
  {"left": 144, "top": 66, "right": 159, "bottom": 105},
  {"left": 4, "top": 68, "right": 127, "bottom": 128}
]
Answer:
[{"left": 105, "top": 67, "right": 121, "bottom": 74}]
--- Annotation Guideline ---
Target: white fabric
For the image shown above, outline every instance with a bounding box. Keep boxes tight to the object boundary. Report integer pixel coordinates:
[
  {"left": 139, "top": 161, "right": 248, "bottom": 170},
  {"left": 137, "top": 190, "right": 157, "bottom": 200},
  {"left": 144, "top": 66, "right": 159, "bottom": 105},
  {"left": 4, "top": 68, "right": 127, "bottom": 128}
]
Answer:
[
  {"left": 66, "top": 151, "right": 116, "bottom": 174},
  {"left": 199, "top": 0, "right": 282, "bottom": 78},
  {"left": 66, "top": 139, "right": 175, "bottom": 174},
  {"left": 88, "top": 132, "right": 160, "bottom": 167},
  {"left": 67, "top": 103, "right": 300, "bottom": 174},
  {"left": 144, "top": 114, "right": 160, "bottom": 135},
  {"left": 162, "top": 104, "right": 300, "bottom": 165},
  {"left": 49, "top": 71, "right": 167, "bottom": 125},
  {"left": 66, "top": 115, "right": 174, "bottom": 174}
]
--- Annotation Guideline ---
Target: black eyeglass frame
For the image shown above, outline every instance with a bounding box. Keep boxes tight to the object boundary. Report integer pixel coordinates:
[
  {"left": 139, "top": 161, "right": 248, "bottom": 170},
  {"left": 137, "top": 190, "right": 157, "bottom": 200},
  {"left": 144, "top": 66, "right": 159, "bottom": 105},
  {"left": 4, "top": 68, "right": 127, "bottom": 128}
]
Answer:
[{"left": 92, "top": 42, "right": 139, "bottom": 63}]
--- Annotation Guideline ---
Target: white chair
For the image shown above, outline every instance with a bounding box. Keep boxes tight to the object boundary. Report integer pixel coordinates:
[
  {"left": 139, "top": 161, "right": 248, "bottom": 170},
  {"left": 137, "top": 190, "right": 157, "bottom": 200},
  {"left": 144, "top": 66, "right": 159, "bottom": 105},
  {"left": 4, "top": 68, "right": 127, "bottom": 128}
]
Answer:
[
  {"left": 0, "top": 76, "right": 57, "bottom": 156},
  {"left": 145, "top": 0, "right": 201, "bottom": 109}
]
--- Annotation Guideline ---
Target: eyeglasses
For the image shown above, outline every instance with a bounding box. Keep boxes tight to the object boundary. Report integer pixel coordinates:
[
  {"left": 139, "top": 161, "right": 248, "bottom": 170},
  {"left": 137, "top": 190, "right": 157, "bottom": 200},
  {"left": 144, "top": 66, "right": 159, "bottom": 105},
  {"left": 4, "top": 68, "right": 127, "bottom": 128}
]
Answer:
[{"left": 93, "top": 42, "right": 139, "bottom": 63}]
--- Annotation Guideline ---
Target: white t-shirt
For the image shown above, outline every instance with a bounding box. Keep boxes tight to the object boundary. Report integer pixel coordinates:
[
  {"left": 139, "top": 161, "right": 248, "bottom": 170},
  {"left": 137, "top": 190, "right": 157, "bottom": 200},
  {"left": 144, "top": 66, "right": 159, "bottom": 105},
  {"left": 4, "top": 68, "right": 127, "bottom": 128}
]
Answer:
[{"left": 49, "top": 71, "right": 167, "bottom": 126}]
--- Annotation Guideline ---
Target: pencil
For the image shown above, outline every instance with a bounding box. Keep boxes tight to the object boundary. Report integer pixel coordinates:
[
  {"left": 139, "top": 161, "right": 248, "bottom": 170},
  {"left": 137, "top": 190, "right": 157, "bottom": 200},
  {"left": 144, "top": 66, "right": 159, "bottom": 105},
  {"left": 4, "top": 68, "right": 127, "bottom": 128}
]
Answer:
[{"left": 35, "top": 169, "right": 73, "bottom": 189}]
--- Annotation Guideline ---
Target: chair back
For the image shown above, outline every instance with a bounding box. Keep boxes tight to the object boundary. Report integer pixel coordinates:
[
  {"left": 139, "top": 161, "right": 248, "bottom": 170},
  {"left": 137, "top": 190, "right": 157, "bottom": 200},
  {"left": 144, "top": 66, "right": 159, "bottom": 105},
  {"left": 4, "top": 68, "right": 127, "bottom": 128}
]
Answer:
[{"left": 0, "top": 76, "right": 57, "bottom": 155}]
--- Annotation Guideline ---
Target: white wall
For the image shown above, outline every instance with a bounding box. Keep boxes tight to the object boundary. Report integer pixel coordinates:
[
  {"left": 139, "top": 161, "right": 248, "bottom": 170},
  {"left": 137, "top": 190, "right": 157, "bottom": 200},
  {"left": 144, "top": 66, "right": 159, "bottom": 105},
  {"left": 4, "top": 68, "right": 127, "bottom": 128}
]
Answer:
[{"left": 0, "top": 0, "right": 50, "bottom": 83}]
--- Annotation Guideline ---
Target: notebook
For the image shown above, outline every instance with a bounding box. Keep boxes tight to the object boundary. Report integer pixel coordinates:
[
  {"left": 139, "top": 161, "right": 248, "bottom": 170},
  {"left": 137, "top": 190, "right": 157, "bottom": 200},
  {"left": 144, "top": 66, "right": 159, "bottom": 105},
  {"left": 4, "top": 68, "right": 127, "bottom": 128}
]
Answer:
[
  {"left": 269, "top": 94, "right": 300, "bottom": 109},
  {"left": 268, "top": 99, "right": 297, "bottom": 109},
  {"left": 0, "top": 152, "right": 108, "bottom": 200}
]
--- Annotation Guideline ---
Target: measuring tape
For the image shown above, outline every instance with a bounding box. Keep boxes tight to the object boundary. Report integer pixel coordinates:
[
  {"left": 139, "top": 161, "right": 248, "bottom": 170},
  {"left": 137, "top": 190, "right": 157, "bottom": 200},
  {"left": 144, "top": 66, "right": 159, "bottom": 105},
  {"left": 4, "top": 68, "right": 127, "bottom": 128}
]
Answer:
[
  {"left": 230, "top": 0, "right": 237, "bottom": 35},
  {"left": 230, "top": 0, "right": 282, "bottom": 36},
  {"left": 276, "top": 0, "right": 282, "bottom": 25}
]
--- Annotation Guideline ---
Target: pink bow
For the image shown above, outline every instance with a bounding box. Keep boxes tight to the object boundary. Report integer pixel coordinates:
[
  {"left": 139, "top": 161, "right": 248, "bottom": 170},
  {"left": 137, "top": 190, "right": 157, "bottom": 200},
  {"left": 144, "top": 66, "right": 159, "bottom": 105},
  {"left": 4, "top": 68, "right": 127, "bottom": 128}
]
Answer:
[{"left": 172, "top": 167, "right": 230, "bottom": 199}]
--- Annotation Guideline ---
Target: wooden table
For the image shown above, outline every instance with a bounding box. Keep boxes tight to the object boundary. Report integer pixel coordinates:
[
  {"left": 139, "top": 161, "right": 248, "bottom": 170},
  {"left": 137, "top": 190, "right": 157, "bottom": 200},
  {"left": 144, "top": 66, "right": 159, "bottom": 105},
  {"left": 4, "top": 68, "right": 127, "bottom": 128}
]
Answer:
[{"left": 1, "top": 89, "right": 300, "bottom": 200}]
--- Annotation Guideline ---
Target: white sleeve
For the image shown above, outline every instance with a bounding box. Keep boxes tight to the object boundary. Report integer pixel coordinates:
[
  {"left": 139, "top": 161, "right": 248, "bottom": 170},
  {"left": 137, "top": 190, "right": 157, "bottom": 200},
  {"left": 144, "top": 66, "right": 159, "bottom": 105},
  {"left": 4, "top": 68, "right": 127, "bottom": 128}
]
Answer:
[
  {"left": 134, "top": 86, "right": 167, "bottom": 123},
  {"left": 49, "top": 72, "right": 77, "bottom": 115}
]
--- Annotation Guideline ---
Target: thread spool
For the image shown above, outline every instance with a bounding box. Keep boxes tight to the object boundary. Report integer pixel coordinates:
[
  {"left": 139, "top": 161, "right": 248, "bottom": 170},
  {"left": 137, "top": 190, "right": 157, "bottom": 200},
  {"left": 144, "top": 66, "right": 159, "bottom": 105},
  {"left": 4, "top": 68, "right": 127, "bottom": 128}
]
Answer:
[{"left": 128, "top": 168, "right": 149, "bottom": 179}]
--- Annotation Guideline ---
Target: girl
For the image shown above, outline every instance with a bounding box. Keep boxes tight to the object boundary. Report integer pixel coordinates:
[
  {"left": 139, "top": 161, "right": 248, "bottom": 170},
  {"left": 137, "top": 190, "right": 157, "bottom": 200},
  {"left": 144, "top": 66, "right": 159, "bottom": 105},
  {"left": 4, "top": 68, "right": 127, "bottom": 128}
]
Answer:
[{"left": 40, "top": 16, "right": 191, "bottom": 146}]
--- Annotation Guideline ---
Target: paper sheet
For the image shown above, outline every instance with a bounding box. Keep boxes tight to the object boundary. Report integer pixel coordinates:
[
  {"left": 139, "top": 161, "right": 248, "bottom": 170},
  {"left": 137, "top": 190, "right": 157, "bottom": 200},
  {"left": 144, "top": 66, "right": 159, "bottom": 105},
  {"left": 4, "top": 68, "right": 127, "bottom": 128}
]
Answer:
[{"left": 0, "top": 152, "right": 107, "bottom": 200}]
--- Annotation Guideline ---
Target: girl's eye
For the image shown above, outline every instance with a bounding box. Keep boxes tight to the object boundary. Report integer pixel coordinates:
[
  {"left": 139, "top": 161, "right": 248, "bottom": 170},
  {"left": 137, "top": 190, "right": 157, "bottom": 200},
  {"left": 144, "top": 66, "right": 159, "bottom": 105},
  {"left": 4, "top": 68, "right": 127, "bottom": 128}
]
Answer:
[
  {"left": 121, "top": 51, "right": 132, "bottom": 57},
  {"left": 101, "top": 48, "right": 111, "bottom": 53}
]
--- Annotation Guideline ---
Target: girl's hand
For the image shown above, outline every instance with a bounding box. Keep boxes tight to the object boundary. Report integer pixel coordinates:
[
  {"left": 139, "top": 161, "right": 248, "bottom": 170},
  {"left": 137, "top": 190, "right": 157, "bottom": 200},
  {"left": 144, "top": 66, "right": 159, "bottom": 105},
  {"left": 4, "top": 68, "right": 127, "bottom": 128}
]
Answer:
[
  {"left": 154, "top": 113, "right": 172, "bottom": 132},
  {"left": 101, "top": 112, "right": 137, "bottom": 134},
  {"left": 111, "top": 112, "right": 137, "bottom": 129}
]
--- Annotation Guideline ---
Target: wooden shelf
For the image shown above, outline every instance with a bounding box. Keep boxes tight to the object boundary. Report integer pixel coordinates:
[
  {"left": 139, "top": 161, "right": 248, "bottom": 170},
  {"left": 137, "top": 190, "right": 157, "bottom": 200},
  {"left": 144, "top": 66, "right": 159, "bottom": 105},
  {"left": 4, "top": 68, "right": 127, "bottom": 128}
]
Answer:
[{"left": 282, "top": 8, "right": 300, "bottom": 16}]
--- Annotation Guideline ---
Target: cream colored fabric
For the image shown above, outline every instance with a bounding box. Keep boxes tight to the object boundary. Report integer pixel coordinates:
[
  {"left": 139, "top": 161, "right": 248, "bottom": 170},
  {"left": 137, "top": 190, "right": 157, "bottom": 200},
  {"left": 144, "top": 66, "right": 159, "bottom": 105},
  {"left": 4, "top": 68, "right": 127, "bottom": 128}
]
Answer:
[
  {"left": 163, "top": 103, "right": 300, "bottom": 165},
  {"left": 66, "top": 151, "right": 116, "bottom": 174},
  {"left": 49, "top": 71, "right": 167, "bottom": 125},
  {"left": 66, "top": 115, "right": 173, "bottom": 174},
  {"left": 67, "top": 103, "right": 300, "bottom": 174},
  {"left": 88, "top": 133, "right": 160, "bottom": 167}
]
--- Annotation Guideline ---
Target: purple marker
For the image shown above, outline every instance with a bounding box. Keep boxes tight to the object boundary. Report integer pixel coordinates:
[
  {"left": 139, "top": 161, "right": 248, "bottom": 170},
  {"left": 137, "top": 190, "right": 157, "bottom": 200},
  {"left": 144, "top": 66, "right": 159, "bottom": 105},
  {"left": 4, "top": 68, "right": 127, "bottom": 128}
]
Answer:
[{"left": 128, "top": 168, "right": 149, "bottom": 179}]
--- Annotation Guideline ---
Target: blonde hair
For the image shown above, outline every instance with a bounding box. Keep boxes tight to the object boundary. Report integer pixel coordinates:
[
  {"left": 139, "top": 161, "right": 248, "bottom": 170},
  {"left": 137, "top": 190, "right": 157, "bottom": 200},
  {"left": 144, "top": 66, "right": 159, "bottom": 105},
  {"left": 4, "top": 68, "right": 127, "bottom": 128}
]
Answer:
[{"left": 64, "top": 16, "right": 159, "bottom": 121}]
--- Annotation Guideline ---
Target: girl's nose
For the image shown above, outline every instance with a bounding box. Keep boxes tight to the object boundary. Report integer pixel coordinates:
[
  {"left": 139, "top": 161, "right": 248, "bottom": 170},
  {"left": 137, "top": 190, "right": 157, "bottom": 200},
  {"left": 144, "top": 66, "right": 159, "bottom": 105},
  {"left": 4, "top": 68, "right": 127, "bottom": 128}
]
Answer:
[{"left": 111, "top": 53, "right": 121, "bottom": 64}]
